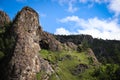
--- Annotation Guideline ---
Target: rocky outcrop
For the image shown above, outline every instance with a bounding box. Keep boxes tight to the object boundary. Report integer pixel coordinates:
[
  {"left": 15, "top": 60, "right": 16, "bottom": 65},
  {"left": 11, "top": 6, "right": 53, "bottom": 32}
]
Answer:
[
  {"left": 87, "top": 48, "right": 99, "bottom": 65},
  {"left": 39, "top": 31, "right": 62, "bottom": 51},
  {"left": 39, "top": 57, "right": 54, "bottom": 80},
  {"left": 0, "top": 10, "right": 10, "bottom": 27},
  {"left": 0, "top": 6, "right": 54, "bottom": 80},
  {"left": 7, "top": 6, "right": 41, "bottom": 80},
  {"left": 64, "top": 42, "right": 77, "bottom": 50}
]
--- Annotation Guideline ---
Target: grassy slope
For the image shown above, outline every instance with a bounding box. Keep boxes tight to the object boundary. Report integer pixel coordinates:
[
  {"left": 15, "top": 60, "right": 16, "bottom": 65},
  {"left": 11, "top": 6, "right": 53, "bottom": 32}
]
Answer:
[{"left": 39, "top": 49, "right": 96, "bottom": 80}]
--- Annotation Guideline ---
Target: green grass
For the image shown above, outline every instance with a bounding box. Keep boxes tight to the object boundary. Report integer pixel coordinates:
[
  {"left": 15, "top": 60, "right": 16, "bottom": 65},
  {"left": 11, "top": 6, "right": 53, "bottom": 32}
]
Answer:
[
  {"left": 36, "top": 72, "right": 41, "bottom": 80},
  {"left": 78, "top": 67, "right": 97, "bottom": 80},
  {"left": 40, "top": 49, "right": 89, "bottom": 64},
  {"left": 39, "top": 49, "right": 94, "bottom": 80}
]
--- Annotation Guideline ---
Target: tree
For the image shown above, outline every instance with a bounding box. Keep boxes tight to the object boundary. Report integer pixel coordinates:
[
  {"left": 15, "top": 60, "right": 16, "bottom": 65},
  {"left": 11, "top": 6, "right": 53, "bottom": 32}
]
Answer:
[{"left": 81, "top": 39, "right": 89, "bottom": 51}]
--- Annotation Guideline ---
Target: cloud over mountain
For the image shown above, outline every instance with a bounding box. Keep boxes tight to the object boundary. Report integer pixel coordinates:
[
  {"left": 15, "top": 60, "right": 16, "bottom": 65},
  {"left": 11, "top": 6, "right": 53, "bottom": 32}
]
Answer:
[{"left": 55, "top": 16, "right": 120, "bottom": 40}]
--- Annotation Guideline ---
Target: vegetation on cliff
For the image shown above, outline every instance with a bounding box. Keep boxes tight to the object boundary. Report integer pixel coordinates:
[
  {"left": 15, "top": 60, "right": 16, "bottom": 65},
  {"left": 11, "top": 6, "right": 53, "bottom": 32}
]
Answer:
[
  {"left": 55, "top": 35, "right": 120, "bottom": 65},
  {"left": 38, "top": 49, "right": 120, "bottom": 80}
]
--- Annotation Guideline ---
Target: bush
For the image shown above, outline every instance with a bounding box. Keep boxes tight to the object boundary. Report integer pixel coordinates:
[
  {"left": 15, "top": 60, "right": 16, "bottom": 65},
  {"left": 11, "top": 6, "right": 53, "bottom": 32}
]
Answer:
[{"left": 92, "top": 64, "right": 120, "bottom": 80}]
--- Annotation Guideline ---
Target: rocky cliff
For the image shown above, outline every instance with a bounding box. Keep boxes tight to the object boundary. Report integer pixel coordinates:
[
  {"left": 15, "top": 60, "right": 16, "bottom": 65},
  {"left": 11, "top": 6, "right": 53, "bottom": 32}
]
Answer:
[
  {"left": 8, "top": 6, "right": 41, "bottom": 80},
  {"left": 39, "top": 31, "right": 62, "bottom": 51},
  {"left": 0, "top": 10, "right": 10, "bottom": 27},
  {"left": 0, "top": 6, "right": 54, "bottom": 80}
]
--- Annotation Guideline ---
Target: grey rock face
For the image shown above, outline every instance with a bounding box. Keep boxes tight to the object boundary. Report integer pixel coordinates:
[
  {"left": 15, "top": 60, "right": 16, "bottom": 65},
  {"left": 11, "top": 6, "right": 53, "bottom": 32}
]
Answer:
[
  {"left": 7, "top": 6, "right": 41, "bottom": 80},
  {"left": 0, "top": 6, "right": 54, "bottom": 80},
  {"left": 65, "top": 42, "right": 77, "bottom": 50},
  {"left": 0, "top": 10, "right": 10, "bottom": 27},
  {"left": 39, "top": 31, "right": 62, "bottom": 51},
  {"left": 87, "top": 48, "right": 99, "bottom": 65}
]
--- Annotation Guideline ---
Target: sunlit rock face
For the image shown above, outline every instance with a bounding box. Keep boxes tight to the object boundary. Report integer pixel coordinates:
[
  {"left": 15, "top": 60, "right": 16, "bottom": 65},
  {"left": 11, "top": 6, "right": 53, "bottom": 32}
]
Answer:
[
  {"left": 0, "top": 6, "right": 54, "bottom": 80},
  {"left": 6, "top": 6, "right": 41, "bottom": 80}
]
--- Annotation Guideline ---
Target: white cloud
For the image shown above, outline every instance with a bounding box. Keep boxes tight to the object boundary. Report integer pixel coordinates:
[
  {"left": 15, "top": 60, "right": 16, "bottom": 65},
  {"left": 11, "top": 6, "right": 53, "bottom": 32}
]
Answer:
[
  {"left": 55, "top": 27, "right": 71, "bottom": 35},
  {"left": 40, "top": 13, "right": 46, "bottom": 17},
  {"left": 68, "top": 1, "right": 78, "bottom": 13},
  {"left": 53, "top": 0, "right": 111, "bottom": 13},
  {"left": 53, "top": 0, "right": 115, "bottom": 13},
  {"left": 59, "top": 16, "right": 80, "bottom": 22},
  {"left": 37, "top": 11, "right": 47, "bottom": 18},
  {"left": 79, "top": 0, "right": 120, "bottom": 16},
  {"left": 57, "top": 16, "right": 120, "bottom": 40},
  {"left": 53, "top": 0, "right": 78, "bottom": 13},
  {"left": 108, "top": 0, "right": 120, "bottom": 16}
]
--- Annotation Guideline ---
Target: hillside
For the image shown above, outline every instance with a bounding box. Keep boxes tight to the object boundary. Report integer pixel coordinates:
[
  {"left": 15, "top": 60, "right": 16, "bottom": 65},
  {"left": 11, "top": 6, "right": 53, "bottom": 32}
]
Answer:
[
  {"left": 55, "top": 35, "right": 120, "bottom": 64},
  {"left": 0, "top": 6, "right": 120, "bottom": 80}
]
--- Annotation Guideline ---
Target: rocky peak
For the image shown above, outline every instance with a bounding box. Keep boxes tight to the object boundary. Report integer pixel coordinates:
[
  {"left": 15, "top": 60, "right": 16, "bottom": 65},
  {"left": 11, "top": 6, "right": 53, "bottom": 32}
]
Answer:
[
  {"left": 0, "top": 10, "right": 10, "bottom": 27},
  {"left": 12, "top": 6, "right": 41, "bottom": 80},
  {"left": 13, "top": 6, "right": 39, "bottom": 36},
  {"left": 1, "top": 6, "right": 41, "bottom": 80},
  {"left": 0, "top": 6, "right": 57, "bottom": 80}
]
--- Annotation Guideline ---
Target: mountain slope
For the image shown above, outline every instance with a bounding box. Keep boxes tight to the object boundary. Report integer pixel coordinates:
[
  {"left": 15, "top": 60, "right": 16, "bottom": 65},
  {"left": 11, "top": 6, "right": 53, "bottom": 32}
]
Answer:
[{"left": 55, "top": 35, "right": 120, "bottom": 64}]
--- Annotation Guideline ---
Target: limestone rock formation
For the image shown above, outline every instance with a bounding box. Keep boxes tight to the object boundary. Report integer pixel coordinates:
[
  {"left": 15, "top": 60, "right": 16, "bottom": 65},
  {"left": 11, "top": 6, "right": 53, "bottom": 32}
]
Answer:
[
  {"left": 64, "top": 42, "right": 77, "bottom": 50},
  {"left": 39, "top": 31, "right": 62, "bottom": 51},
  {"left": 39, "top": 57, "right": 54, "bottom": 80},
  {"left": 87, "top": 48, "right": 99, "bottom": 65},
  {"left": 8, "top": 6, "right": 41, "bottom": 80},
  {"left": 0, "top": 10, "right": 10, "bottom": 27},
  {"left": 0, "top": 6, "right": 54, "bottom": 80}
]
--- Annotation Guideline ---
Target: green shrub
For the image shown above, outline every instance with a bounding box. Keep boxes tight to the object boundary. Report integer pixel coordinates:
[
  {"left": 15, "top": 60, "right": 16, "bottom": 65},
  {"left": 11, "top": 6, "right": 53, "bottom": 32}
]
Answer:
[{"left": 0, "top": 51, "right": 4, "bottom": 59}]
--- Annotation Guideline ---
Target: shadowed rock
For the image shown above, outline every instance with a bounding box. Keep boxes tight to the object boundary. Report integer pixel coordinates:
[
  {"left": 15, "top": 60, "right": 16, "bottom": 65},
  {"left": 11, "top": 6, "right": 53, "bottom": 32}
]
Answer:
[
  {"left": 0, "top": 10, "right": 10, "bottom": 27},
  {"left": 87, "top": 48, "right": 99, "bottom": 65},
  {"left": 39, "top": 31, "right": 62, "bottom": 51}
]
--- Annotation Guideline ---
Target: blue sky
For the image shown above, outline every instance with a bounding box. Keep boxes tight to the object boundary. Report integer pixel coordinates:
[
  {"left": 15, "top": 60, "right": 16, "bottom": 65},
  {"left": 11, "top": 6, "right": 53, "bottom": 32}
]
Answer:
[{"left": 0, "top": 0, "right": 120, "bottom": 40}]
